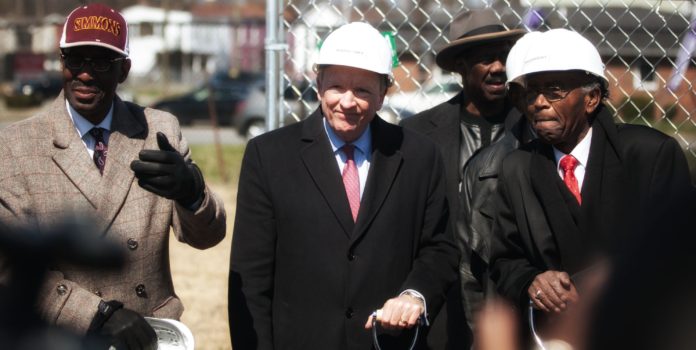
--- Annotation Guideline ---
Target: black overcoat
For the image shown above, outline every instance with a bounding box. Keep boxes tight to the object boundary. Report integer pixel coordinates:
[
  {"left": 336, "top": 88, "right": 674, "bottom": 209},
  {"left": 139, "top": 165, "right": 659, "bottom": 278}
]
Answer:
[
  {"left": 490, "top": 109, "right": 692, "bottom": 307},
  {"left": 229, "top": 109, "right": 459, "bottom": 349}
]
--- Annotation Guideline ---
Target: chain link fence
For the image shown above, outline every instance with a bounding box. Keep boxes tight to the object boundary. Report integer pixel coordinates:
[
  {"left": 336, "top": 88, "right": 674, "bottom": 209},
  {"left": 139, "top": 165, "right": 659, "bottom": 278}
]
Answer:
[{"left": 273, "top": 0, "right": 696, "bottom": 179}]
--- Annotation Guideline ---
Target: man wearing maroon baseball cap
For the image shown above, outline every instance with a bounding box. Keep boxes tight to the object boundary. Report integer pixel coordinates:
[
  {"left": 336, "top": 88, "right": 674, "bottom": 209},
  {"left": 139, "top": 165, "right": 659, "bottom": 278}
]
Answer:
[
  {"left": 0, "top": 3, "right": 226, "bottom": 349},
  {"left": 60, "top": 2, "right": 130, "bottom": 57}
]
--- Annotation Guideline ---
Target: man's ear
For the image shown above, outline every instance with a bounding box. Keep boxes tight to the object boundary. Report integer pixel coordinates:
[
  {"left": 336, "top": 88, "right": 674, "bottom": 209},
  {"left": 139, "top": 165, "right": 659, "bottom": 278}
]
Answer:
[
  {"left": 118, "top": 58, "right": 131, "bottom": 84},
  {"left": 585, "top": 86, "right": 601, "bottom": 114},
  {"left": 376, "top": 93, "right": 386, "bottom": 111},
  {"left": 315, "top": 72, "right": 323, "bottom": 101}
]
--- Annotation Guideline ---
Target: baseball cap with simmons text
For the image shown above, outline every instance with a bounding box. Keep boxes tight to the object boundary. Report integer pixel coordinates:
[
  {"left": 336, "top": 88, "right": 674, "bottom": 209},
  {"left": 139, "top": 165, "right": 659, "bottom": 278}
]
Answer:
[{"left": 59, "top": 3, "right": 129, "bottom": 57}]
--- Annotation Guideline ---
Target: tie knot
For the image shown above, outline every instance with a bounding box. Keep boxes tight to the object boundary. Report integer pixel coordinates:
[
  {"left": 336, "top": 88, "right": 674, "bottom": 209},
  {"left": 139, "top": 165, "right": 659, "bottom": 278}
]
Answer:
[
  {"left": 560, "top": 155, "right": 579, "bottom": 172},
  {"left": 89, "top": 127, "right": 106, "bottom": 142},
  {"left": 342, "top": 144, "right": 355, "bottom": 160}
]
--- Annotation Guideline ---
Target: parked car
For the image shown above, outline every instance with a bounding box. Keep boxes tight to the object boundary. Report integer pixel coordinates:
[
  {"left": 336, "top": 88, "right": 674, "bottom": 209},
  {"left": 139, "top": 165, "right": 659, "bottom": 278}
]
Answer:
[
  {"left": 380, "top": 77, "right": 461, "bottom": 122},
  {"left": 235, "top": 81, "right": 319, "bottom": 139},
  {"left": 150, "top": 72, "right": 264, "bottom": 126},
  {"left": 1, "top": 73, "right": 63, "bottom": 108}
]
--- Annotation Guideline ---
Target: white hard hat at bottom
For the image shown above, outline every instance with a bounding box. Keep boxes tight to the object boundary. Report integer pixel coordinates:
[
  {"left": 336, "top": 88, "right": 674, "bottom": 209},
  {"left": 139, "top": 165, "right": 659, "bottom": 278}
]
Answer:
[
  {"left": 510, "top": 28, "right": 608, "bottom": 87},
  {"left": 316, "top": 22, "right": 393, "bottom": 77}
]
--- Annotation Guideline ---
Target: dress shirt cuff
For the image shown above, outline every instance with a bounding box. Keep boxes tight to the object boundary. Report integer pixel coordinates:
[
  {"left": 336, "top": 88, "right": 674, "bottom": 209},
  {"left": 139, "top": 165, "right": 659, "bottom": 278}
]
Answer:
[{"left": 400, "top": 289, "right": 429, "bottom": 326}]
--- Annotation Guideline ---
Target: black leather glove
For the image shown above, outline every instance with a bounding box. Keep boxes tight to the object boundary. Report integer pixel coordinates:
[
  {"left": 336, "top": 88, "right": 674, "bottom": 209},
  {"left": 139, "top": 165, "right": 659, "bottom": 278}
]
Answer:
[
  {"left": 131, "top": 132, "right": 204, "bottom": 208},
  {"left": 89, "top": 301, "right": 157, "bottom": 350}
]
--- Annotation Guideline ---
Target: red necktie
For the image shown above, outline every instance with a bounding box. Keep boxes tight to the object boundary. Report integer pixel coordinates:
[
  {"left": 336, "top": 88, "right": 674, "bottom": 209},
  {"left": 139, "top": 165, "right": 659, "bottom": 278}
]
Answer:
[
  {"left": 560, "top": 155, "right": 581, "bottom": 204},
  {"left": 341, "top": 144, "right": 360, "bottom": 222},
  {"left": 90, "top": 127, "right": 108, "bottom": 175}
]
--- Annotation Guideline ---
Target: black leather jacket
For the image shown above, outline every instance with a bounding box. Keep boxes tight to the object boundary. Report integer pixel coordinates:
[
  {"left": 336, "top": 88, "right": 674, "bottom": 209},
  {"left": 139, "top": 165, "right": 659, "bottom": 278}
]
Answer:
[
  {"left": 401, "top": 92, "right": 519, "bottom": 349},
  {"left": 402, "top": 93, "right": 516, "bottom": 230},
  {"left": 457, "top": 113, "right": 534, "bottom": 329},
  {"left": 401, "top": 93, "right": 521, "bottom": 349}
]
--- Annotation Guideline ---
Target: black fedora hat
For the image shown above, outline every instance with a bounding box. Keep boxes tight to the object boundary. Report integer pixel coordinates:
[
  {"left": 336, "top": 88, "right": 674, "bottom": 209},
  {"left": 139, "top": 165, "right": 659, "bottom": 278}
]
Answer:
[{"left": 436, "top": 8, "right": 525, "bottom": 71}]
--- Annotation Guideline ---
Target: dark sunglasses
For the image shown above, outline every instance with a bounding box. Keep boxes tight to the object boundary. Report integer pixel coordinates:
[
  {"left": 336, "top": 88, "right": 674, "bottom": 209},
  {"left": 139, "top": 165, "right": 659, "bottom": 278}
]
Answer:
[
  {"left": 524, "top": 85, "right": 575, "bottom": 102},
  {"left": 61, "top": 54, "right": 125, "bottom": 72},
  {"left": 523, "top": 81, "right": 596, "bottom": 103}
]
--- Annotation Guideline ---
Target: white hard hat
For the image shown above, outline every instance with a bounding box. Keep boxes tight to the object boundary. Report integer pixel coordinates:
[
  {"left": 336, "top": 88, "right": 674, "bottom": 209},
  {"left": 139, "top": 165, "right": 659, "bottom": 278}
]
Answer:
[
  {"left": 515, "top": 28, "right": 608, "bottom": 86},
  {"left": 316, "top": 22, "right": 393, "bottom": 77},
  {"left": 505, "top": 31, "right": 542, "bottom": 86}
]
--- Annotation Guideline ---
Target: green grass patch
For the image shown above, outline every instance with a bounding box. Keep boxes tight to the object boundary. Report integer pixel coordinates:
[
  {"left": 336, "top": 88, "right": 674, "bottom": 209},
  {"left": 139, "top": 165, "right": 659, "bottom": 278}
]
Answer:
[{"left": 191, "top": 144, "right": 246, "bottom": 185}]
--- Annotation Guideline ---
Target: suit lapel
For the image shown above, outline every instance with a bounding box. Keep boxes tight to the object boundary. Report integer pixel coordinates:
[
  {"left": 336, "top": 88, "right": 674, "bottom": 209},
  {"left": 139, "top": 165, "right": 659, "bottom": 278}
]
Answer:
[
  {"left": 96, "top": 98, "right": 146, "bottom": 233},
  {"left": 51, "top": 95, "right": 104, "bottom": 209},
  {"left": 579, "top": 112, "right": 623, "bottom": 253},
  {"left": 300, "top": 111, "right": 355, "bottom": 237},
  {"left": 424, "top": 94, "right": 461, "bottom": 194},
  {"left": 351, "top": 118, "right": 403, "bottom": 244},
  {"left": 529, "top": 143, "right": 584, "bottom": 272}
]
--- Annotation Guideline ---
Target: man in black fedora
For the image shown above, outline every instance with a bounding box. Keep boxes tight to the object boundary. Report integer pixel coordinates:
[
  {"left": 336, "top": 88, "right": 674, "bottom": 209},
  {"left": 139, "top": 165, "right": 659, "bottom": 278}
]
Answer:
[{"left": 401, "top": 8, "right": 525, "bottom": 349}]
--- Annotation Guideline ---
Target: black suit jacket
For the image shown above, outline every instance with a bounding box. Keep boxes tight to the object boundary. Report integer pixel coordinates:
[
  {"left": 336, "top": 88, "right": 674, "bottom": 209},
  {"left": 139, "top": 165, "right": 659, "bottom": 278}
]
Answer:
[
  {"left": 490, "top": 109, "right": 692, "bottom": 307},
  {"left": 229, "top": 109, "right": 459, "bottom": 350},
  {"left": 400, "top": 94, "right": 462, "bottom": 219}
]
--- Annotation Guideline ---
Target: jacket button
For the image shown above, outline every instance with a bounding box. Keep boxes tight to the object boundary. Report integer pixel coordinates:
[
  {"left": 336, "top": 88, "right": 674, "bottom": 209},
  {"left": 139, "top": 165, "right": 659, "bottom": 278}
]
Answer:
[
  {"left": 135, "top": 284, "right": 147, "bottom": 297},
  {"left": 347, "top": 252, "right": 356, "bottom": 261},
  {"left": 345, "top": 307, "right": 354, "bottom": 319},
  {"left": 56, "top": 284, "right": 68, "bottom": 296},
  {"left": 127, "top": 238, "right": 138, "bottom": 250}
]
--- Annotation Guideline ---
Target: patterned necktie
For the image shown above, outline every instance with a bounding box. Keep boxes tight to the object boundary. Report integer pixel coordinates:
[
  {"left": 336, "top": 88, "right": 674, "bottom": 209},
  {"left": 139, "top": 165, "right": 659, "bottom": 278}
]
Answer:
[
  {"left": 560, "top": 154, "right": 581, "bottom": 204},
  {"left": 341, "top": 144, "right": 360, "bottom": 222},
  {"left": 90, "top": 127, "right": 108, "bottom": 175}
]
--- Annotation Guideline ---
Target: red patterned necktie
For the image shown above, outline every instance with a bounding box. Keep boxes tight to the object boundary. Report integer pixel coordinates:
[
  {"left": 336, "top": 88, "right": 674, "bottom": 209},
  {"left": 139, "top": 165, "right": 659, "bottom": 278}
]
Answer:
[
  {"left": 560, "top": 155, "right": 581, "bottom": 204},
  {"left": 341, "top": 144, "right": 360, "bottom": 222},
  {"left": 90, "top": 127, "right": 108, "bottom": 175}
]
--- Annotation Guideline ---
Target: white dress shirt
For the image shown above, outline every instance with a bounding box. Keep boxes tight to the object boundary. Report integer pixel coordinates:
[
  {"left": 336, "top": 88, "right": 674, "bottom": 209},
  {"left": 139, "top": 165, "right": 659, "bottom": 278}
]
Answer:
[{"left": 553, "top": 127, "right": 592, "bottom": 190}]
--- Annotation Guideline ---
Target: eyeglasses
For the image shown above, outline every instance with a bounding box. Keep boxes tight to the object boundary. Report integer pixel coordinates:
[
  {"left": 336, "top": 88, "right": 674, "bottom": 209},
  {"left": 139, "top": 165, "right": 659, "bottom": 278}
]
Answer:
[
  {"left": 61, "top": 55, "right": 125, "bottom": 72},
  {"left": 523, "top": 85, "right": 575, "bottom": 102}
]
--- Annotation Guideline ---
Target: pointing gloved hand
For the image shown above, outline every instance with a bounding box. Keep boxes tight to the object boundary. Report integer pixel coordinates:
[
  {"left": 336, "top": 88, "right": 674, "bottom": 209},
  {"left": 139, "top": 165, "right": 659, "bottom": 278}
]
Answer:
[
  {"left": 89, "top": 301, "right": 157, "bottom": 350},
  {"left": 131, "top": 132, "right": 204, "bottom": 208}
]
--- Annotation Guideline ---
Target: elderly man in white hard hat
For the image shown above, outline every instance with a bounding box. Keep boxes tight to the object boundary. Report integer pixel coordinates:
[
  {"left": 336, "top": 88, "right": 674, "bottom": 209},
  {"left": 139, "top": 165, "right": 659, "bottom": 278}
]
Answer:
[
  {"left": 488, "top": 28, "right": 692, "bottom": 343},
  {"left": 228, "top": 22, "right": 458, "bottom": 349}
]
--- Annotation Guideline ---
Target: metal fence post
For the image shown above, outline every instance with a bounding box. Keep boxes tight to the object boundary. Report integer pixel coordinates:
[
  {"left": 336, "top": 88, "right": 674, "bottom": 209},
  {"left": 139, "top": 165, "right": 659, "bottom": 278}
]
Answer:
[{"left": 265, "top": 0, "right": 286, "bottom": 133}]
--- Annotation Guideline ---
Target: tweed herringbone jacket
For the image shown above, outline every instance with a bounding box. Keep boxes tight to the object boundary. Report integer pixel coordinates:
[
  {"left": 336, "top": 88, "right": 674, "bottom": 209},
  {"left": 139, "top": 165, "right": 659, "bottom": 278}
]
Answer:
[{"left": 0, "top": 93, "right": 226, "bottom": 334}]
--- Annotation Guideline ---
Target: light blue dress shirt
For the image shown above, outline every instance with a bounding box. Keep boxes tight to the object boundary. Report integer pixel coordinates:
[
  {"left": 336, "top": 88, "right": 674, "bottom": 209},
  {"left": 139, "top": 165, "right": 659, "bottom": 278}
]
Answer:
[
  {"left": 323, "top": 118, "right": 372, "bottom": 199},
  {"left": 66, "top": 100, "right": 114, "bottom": 158}
]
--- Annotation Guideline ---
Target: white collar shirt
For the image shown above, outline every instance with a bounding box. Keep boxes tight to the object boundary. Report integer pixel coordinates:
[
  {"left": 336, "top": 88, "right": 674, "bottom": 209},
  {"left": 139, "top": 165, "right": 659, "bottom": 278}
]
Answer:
[{"left": 553, "top": 127, "right": 592, "bottom": 191}]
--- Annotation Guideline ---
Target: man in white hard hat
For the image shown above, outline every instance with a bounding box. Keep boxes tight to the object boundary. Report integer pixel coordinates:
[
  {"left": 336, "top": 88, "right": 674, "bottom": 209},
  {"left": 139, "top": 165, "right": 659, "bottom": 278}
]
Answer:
[
  {"left": 400, "top": 8, "right": 525, "bottom": 349},
  {"left": 488, "top": 28, "right": 692, "bottom": 340},
  {"left": 228, "top": 22, "right": 458, "bottom": 349}
]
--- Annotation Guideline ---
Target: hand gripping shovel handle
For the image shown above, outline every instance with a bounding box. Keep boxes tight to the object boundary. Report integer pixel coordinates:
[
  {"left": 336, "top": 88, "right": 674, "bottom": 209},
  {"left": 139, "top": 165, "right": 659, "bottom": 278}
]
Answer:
[{"left": 371, "top": 309, "right": 422, "bottom": 350}]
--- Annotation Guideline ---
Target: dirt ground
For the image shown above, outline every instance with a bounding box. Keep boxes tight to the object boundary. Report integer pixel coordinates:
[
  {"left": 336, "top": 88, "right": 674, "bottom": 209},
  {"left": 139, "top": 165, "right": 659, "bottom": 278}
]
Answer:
[{"left": 169, "top": 183, "right": 236, "bottom": 350}]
